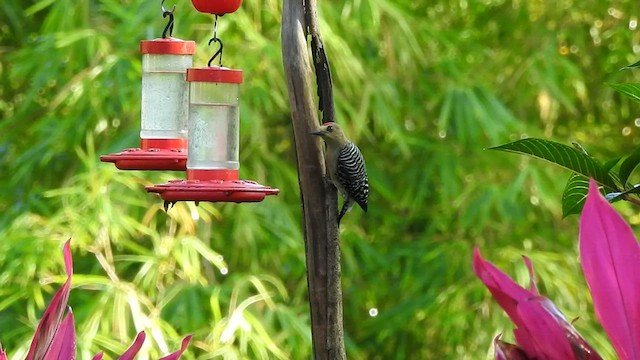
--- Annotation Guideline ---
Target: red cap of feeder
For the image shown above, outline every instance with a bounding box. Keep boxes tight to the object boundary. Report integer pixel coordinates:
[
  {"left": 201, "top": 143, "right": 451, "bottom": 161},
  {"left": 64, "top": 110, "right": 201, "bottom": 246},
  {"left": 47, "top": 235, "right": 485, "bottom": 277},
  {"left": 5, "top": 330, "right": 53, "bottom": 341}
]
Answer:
[
  {"left": 140, "top": 38, "right": 196, "bottom": 55},
  {"left": 187, "top": 67, "right": 243, "bottom": 83},
  {"left": 191, "top": 0, "right": 242, "bottom": 15}
]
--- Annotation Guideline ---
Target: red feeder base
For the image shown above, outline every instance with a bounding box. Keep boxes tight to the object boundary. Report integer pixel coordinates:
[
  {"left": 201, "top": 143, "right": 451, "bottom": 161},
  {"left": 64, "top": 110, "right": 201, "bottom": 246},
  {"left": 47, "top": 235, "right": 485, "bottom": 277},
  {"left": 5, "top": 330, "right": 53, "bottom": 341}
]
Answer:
[
  {"left": 146, "top": 179, "right": 279, "bottom": 203},
  {"left": 100, "top": 139, "right": 187, "bottom": 171}
]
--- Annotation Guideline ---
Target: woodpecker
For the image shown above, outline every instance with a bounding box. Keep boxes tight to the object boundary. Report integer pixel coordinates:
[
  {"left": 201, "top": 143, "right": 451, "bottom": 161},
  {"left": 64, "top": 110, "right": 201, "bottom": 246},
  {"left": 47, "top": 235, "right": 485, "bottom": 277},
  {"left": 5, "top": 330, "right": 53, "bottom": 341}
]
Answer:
[{"left": 311, "top": 122, "right": 368, "bottom": 224}]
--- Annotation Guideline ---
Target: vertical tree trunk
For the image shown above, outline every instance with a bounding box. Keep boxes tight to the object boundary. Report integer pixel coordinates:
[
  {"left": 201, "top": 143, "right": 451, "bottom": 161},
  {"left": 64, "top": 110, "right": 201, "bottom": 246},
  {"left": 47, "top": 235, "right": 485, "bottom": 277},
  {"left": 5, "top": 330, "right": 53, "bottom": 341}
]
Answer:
[{"left": 281, "top": 0, "right": 346, "bottom": 359}]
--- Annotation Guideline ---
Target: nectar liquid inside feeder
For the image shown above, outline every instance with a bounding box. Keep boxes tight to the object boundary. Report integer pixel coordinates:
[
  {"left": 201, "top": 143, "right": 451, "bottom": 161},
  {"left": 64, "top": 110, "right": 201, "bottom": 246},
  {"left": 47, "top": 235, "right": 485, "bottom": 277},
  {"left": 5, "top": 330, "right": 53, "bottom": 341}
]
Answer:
[
  {"left": 187, "top": 66, "right": 241, "bottom": 181},
  {"left": 100, "top": 37, "right": 195, "bottom": 171},
  {"left": 146, "top": 66, "right": 279, "bottom": 204}
]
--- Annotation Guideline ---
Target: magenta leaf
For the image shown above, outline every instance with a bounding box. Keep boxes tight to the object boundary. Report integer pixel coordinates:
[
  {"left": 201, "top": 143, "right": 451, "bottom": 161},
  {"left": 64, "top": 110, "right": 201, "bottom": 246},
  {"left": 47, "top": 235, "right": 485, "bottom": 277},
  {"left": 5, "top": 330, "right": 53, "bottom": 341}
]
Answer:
[
  {"left": 494, "top": 336, "right": 529, "bottom": 360},
  {"left": 0, "top": 341, "right": 7, "bottom": 360},
  {"left": 159, "top": 335, "right": 193, "bottom": 360},
  {"left": 475, "top": 246, "right": 601, "bottom": 359},
  {"left": 92, "top": 353, "right": 104, "bottom": 360},
  {"left": 25, "top": 239, "right": 74, "bottom": 360},
  {"left": 45, "top": 309, "right": 76, "bottom": 360},
  {"left": 118, "top": 331, "right": 146, "bottom": 360},
  {"left": 516, "top": 298, "right": 577, "bottom": 359},
  {"left": 579, "top": 179, "right": 640, "bottom": 360},
  {"left": 472, "top": 246, "right": 536, "bottom": 322}
]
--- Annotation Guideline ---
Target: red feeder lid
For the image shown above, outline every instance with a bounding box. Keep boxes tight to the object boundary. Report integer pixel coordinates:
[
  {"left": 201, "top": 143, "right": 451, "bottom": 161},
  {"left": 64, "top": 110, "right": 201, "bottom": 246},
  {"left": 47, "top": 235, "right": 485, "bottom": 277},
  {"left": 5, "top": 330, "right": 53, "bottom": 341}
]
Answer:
[
  {"left": 140, "top": 38, "right": 196, "bottom": 55},
  {"left": 100, "top": 148, "right": 187, "bottom": 171},
  {"left": 146, "top": 179, "right": 279, "bottom": 203},
  {"left": 191, "top": 0, "right": 242, "bottom": 15},
  {"left": 187, "top": 169, "right": 239, "bottom": 181},
  {"left": 187, "top": 67, "right": 243, "bottom": 83},
  {"left": 141, "top": 138, "right": 187, "bottom": 150}
]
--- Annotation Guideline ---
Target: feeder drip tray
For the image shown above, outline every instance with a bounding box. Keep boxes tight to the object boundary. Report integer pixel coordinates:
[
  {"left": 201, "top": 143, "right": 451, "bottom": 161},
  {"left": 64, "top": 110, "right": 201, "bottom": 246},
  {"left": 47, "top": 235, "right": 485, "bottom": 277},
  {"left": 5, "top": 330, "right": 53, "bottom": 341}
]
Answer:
[
  {"left": 146, "top": 179, "right": 279, "bottom": 203},
  {"left": 100, "top": 148, "right": 187, "bottom": 171}
]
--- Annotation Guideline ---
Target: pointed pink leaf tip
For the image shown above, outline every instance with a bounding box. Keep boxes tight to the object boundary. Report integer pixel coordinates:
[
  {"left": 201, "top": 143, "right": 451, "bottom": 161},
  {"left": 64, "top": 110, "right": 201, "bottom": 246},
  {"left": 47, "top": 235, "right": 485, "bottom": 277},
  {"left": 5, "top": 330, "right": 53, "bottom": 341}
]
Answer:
[
  {"left": 63, "top": 239, "right": 73, "bottom": 276},
  {"left": 92, "top": 353, "right": 104, "bottom": 360},
  {"left": 579, "top": 179, "right": 640, "bottom": 360},
  {"left": 25, "top": 240, "right": 75, "bottom": 360},
  {"left": 472, "top": 246, "right": 536, "bottom": 323},
  {"left": 159, "top": 335, "right": 193, "bottom": 360},
  {"left": 118, "top": 331, "right": 146, "bottom": 360}
]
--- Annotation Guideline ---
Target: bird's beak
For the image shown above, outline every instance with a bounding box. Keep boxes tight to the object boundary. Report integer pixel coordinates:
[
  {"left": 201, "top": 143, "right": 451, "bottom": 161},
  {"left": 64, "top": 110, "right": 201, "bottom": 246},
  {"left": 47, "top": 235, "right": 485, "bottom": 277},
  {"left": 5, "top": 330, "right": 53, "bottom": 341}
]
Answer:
[{"left": 310, "top": 129, "right": 323, "bottom": 136}]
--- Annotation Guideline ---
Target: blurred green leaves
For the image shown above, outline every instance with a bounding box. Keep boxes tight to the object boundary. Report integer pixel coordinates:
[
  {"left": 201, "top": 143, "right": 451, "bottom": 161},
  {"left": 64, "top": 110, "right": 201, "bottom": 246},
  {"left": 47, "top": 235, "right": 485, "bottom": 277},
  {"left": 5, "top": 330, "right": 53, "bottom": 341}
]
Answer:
[{"left": 1, "top": 0, "right": 640, "bottom": 358}]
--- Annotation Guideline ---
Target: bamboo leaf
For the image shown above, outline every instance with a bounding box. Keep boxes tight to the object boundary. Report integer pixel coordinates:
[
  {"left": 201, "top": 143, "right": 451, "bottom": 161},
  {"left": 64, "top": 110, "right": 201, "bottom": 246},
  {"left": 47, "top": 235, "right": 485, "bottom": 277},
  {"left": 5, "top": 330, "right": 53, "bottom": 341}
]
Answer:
[
  {"left": 608, "top": 83, "right": 640, "bottom": 103},
  {"left": 620, "top": 60, "right": 640, "bottom": 70},
  {"left": 489, "top": 138, "right": 617, "bottom": 190}
]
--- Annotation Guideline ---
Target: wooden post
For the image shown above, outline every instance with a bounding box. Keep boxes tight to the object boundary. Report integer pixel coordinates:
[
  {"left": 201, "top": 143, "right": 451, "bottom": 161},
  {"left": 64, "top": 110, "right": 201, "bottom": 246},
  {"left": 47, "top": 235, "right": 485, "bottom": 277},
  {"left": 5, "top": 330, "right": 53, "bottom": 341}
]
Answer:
[{"left": 281, "top": 0, "right": 346, "bottom": 359}]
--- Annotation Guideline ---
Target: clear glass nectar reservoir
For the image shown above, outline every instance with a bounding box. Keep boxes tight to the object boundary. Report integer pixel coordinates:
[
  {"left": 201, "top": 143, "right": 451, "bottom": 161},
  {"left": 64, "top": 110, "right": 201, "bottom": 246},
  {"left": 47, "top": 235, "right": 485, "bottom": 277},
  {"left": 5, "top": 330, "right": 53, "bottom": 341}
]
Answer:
[
  {"left": 186, "top": 67, "right": 243, "bottom": 171},
  {"left": 140, "top": 38, "right": 195, "bottom": 139}
]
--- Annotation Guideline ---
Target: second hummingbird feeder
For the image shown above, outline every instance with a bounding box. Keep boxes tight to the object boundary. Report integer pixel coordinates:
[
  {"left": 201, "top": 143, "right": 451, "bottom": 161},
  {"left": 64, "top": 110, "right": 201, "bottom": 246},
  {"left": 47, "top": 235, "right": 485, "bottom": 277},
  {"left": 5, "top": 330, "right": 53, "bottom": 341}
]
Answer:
[{"left": 146, "top": 66, "right": 279, "bottom": 204}]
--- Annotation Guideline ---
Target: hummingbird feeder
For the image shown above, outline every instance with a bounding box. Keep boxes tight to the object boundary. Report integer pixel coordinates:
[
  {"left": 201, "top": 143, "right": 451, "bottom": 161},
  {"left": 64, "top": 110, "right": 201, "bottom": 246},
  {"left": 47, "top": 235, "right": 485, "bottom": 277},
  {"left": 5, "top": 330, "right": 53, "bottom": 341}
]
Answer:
[
  {"left": 146, "top": 1, "right": 279, "bottom": 205},
  {"left": 100, "top": 2, "right": 194, "bottom": 171}
]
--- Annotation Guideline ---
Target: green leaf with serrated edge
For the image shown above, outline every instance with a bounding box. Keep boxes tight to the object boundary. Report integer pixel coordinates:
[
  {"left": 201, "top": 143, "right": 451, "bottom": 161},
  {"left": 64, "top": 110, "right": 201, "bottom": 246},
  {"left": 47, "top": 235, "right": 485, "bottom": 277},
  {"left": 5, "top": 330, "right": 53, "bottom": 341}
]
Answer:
[
  {"left": 619, "top": 147, "right": 640, "bottom": 186},
  {"left": 562, "top": 173, "right": 589, "bottom": 217},
  {"left": 609, "top": 83, "right": 640, "bottom": 102},
  {"left": 620, "top": 60, "right": 640, "bottom": 70},
  {"left": 489, "top": 138, "right": 618, "bottom": 191}
]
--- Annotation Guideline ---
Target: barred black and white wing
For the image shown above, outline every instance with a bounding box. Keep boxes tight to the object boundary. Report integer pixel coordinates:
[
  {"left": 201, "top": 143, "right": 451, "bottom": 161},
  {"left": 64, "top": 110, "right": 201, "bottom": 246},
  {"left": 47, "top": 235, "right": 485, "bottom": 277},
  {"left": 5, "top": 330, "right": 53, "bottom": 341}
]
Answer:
[{"left": 336, "top": 142, "right": 369, "bottom": 212}]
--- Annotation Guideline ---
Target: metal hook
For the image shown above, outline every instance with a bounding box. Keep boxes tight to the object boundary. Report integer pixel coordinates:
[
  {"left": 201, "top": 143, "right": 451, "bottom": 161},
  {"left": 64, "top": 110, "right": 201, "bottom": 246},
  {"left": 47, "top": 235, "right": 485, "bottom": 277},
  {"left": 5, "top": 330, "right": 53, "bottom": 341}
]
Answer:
[
  {"left": 208, "top": 15, "right": 223, "bottom": 67},
  {"left": 208, "top": 38, "right": 224, "bottom": 67},
  {"left": 161, "top": 0, "right": 176, "bottom": 38}
]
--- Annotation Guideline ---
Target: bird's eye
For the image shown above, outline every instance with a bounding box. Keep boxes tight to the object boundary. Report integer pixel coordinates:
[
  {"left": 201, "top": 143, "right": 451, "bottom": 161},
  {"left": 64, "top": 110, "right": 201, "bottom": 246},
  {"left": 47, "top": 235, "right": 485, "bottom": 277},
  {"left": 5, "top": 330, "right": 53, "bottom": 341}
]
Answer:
[{"left": 327, "top": 125, "right": 333, "bottom": 132}]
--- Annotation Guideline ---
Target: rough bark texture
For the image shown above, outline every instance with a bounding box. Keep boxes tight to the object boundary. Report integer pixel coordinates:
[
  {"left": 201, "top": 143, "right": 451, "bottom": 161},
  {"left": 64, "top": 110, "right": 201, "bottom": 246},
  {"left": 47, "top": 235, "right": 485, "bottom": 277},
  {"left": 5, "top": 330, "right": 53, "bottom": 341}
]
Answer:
[{"left": 281, "top": 0, "right": 345, "bottom": 359}]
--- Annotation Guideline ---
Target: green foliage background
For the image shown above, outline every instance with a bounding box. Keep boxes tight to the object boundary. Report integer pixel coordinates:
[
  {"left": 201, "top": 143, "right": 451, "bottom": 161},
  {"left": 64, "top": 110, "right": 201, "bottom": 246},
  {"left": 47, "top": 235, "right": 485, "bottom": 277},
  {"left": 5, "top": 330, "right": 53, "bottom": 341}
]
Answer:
[{"left": 1, "top": 0, "right": 639, "bottom": 358}]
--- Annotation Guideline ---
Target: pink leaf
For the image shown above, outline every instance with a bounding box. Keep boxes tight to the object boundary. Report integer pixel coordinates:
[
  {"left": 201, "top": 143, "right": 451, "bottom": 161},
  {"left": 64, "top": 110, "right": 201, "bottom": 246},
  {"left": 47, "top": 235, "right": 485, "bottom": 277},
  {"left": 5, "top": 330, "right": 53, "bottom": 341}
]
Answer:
[
  {"left": 475, "top": 246, "right": 601, "bottom": 359},
  {"left": 579, "top": 179, "right": 640, "bottom": 360},
  {"left": 159, "top": 335, "right": 193, "bottom": 360},
  {"left": 516, "top": 298, "right": 576, "bottom": 359},
  {"left": 472, "top": 246, "right": 536, "bottom": 322},
  {"left": 528, "top": 298, "right": 601, "bottom": 359},
  {"left": 92, "top": 353, "right": 104, "bottom": 360},
  {"left": 0, "top": 341, "right": 7, "bottom": 360},
  {"left": 118, "top": 331, "right": 146, "bottom": 360},
  {"left": 494, "top": 336, "right": 529, "bottom": 360},
  {"left": 26, "top": 239, "right": 74, "bottom": 360},
  {"left": 44, "top": 309, "right": 76, "bottom": 360}
]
